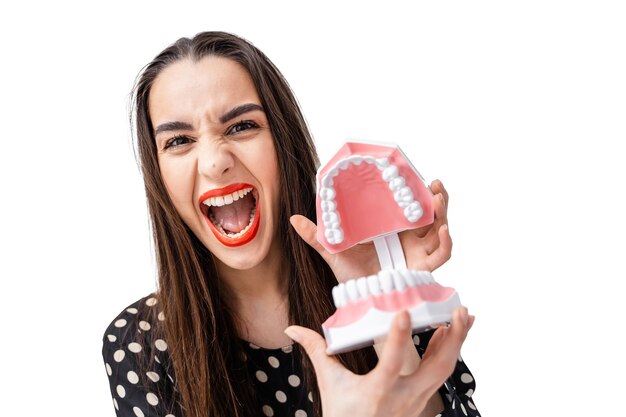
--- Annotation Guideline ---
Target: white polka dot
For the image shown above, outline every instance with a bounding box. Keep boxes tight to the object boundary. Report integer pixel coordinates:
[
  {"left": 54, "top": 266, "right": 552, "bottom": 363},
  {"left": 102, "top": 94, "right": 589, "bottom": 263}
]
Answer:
[
  {"left": 113, "top": 398, "right": 119, "bottom": 410},
  {"left": 460, "top": 373, "right": 474, "bottom": 383},
  {"left": 465, "top": 389, "right": 474, "bottom": 397},
  {"left": 107, "top": 334, "right": 117, "bottom": 342},
  {"left": 105, "top": 363, "right": 112, "bottom": 376},
  {"left": 452, "top": 399, "right": 456, "bottom": 409},
  {"left": 458, "top": 355, "right": 464, "bottom": 362},
  {"left": 256, "top": 370, "right": 268, "bottom": 382},
  {"left": 113, "top": 350, "right": 125, "bottom": 362},
  {"left": 295, "top": 410, "right": 307, "bottom": 417},
  {"left": 133, "top": 406, "right": 144, "bottom": 417},
  {"left": 412, "top": 335, "right": 420, "bottom": 345},
  {"left": 127, "top": 371, "right": 139, "bottom": 384},
  {"left": 146, "top": 392, "right": 159, "bottom": 406},
  {"left": 262, "top": 405, "right": 274, "bottom": 416},
  {"left": 308, "top": 392, "right": 313, "bottom": 402},
  {"left": 167, "top": 373, "right": 174, "bottom": 382},
  {"left": 146, "top": 297, "right": 157, "bottom": 306},
  {"left": 114, "top": 319, "right": 127, "bottom": 328},
  {"left": 155, "top": 339, "right": 168, "bottom": 351},
  {"left": 147, "top": 371, "right": 160, "bottom": 382},
  {"left": 275, "top": 390, "right": 287, "bottom": 403},
  {"left": 288, "top": 375, "right": 300, "bottom": 387},
  {"left": 249, "top": 342, "right": 260, "bottom": 349},
  {"left": 127, "top": 307, "right": 138, "bottom": 314},
  {"left": 468, "top": 399, "right": 476, "bottom": 410},
  {"left": 281, "top": 344, "right": 293, "bottom": 353},
  {"left": 165, "top": 415, "right": 176, "bottom": 417},
  {"left": 435, "top": 414, "right": 441, "bottom": 417},
  {"left": 154, "top": 355, "right": 161, "bottom": 363},
  {"left": 116, "top": 385, "right": 126, "bottom": 398},
  {"left": 461, "top": 403, "right": 467, "bottom": 416},
  {"left": 128, "top": 342, "right": 142, "bottom": 353},
  {"left": 139, "top": 321, "right": 151, "bottom": 331},
  {"left": 158, "top": 312, "right": 165, "bottom": 321},
  {"left": 268, "top": 356, "right": 280, "bottom": 368}
]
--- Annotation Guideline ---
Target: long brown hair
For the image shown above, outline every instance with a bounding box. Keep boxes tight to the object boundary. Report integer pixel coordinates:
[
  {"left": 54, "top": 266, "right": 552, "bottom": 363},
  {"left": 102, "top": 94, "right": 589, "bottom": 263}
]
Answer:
[{"left": 131, "top": 31, "right": 376, "bottom": 417}]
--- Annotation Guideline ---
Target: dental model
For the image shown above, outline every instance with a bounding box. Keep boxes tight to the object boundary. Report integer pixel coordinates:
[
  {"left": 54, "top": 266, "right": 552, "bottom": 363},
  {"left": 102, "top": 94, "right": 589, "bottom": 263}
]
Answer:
[{"left": 316, "top": 142, "right": 461, "bottom": 354}]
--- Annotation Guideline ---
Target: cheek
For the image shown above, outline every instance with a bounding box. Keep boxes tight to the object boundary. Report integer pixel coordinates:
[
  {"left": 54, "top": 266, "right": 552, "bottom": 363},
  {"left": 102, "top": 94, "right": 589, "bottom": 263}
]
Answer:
[{"left": 159, "top": 160, "right": 196, "bottom": 216}]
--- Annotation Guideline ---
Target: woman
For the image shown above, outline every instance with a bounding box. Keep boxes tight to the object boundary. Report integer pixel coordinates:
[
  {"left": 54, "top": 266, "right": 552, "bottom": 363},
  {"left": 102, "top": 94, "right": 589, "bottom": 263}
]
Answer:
[{"left": 102, "top": 31, "right": 479, "bottom": 417}]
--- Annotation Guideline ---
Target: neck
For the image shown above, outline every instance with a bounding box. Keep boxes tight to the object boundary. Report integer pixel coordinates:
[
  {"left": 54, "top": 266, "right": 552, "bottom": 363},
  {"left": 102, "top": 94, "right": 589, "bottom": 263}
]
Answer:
[
  {"left": 216, "top": 240, "right": 287, "bottom": 303},
  {"left": 215, "top": 239, "right": 293, "bottom": 348}
]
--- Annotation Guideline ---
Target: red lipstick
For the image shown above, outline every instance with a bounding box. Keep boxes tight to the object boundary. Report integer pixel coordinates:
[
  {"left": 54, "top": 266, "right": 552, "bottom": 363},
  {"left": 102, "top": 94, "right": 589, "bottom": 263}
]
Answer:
[{"left": 199, "top": 183, "right": 261, "bottom": 247}]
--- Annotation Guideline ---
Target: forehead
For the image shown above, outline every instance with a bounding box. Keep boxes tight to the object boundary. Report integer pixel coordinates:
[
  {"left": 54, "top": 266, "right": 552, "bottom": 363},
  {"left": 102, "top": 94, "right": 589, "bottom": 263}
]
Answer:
[{"left": 148, "top": 56, "right": 260, "bottom": 124}]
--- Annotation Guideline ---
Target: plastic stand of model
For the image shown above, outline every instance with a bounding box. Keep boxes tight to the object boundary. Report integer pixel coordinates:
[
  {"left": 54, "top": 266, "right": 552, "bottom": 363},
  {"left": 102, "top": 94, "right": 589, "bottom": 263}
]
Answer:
[{"left": 316, "top": 141, "right": 461, "bottom": 354}]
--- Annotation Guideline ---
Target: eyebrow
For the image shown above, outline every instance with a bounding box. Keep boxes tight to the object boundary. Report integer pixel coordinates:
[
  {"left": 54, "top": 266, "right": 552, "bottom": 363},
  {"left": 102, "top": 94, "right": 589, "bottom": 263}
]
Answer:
[{"left": 153, "top": 103, "right": 265, "bottom": 136}]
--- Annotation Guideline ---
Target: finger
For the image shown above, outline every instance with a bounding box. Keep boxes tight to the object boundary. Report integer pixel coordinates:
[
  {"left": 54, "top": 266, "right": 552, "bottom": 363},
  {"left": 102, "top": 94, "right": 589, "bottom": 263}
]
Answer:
[
  {"left": 425, "top": 224, "right": 452, "bottom": 271},
  {"left": 373, "top": 310, "right": 412, "bottom": 382},
  {"left": 290, "top": 215, "right": 329, "bottom": 259},
  {"left": 284, "top": 325, "right": 343, "bottom": 377},
  {"left": 409, "top": 307, "right": 470, "bottom": 388},
  {"left": 433, "top": 192, "right": 448, "bottom": 225},
  {"left": 421, "top": 194, "right": 448, "bottom": 254},
  {"left": 430, "top": 179, "right": 449, "bottom": 207}
]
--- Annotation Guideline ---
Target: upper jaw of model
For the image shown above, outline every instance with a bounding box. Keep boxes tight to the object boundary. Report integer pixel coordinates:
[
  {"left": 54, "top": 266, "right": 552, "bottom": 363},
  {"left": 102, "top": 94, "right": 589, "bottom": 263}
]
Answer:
[
  {"left": 316, "top": 142, "right": 461, "bottom": 354},
  {"left": 316, "top": 142, "right": 434, "bottom": 254}
]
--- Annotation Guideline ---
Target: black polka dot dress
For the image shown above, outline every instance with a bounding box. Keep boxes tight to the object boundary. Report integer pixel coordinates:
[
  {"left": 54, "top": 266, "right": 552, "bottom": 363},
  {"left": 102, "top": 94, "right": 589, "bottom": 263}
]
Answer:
[{"left": 102, "top": 295, "right": 480, "bottom": 417}]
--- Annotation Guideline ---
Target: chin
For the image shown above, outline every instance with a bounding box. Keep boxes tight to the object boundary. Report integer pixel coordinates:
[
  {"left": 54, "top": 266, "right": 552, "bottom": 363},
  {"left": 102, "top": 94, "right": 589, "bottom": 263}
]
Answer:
[{"left": 201, "top": 213, "right": 276, "bottom": 273}]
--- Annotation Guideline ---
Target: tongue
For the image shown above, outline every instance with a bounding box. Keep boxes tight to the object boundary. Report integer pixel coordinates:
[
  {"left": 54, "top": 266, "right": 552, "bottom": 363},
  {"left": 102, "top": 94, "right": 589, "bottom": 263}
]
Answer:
[{"left": 211, "top": 193, "right": 255, "bottom": 233}]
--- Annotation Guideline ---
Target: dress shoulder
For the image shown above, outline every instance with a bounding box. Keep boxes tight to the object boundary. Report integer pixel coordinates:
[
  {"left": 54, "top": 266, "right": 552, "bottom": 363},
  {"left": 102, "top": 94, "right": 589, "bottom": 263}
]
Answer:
[{"left": 102, "top": 294, "right": 180, "bottom": 417}]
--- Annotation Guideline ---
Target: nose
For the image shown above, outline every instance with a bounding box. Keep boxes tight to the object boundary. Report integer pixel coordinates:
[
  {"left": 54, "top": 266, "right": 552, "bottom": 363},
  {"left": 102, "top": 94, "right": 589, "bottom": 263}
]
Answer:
[{"left": 197, "top": 140, "right": 235, "bottom": 181}]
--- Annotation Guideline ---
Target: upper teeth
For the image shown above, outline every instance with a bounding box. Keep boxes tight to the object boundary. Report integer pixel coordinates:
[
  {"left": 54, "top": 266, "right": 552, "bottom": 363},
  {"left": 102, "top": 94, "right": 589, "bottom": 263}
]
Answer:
[
  {"left": 202, "top": 187, "right": 253, "bottom": 207},
  {"left": 332, "top": 270, "right": 436, "bottom": 308},
  {"left": 319, "top": 155, "right": 424, "bottom": 246}
]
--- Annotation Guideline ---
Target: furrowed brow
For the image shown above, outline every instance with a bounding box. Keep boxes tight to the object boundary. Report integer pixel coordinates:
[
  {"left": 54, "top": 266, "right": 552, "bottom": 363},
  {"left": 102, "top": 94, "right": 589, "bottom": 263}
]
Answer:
[
  {"left": 219, "top": 103, "right": 265, "bottom": 124},
  {"left": 154, "top": 121, "right": 194, "bottom": 136}
]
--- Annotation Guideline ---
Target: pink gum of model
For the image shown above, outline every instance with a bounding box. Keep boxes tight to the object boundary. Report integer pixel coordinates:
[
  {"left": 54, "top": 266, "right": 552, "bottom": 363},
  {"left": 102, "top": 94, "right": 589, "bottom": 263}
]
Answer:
[{"left": 316, "top": 142, "right": 434, "bottom": 254}]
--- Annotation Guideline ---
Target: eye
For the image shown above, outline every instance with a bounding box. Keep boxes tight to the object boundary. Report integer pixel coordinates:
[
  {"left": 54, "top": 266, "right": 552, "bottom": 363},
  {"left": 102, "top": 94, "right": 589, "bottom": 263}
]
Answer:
[
  {"left": 163, "top": 135, "right": 192, "bottom": 150},
  {"left": 227, "top": 120, "right": 259, "bottom": 135}
]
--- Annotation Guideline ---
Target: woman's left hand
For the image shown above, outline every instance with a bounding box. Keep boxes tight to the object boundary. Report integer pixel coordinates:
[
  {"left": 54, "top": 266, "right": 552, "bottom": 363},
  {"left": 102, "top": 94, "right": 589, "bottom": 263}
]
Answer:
[{"left": 290, "top": 179, "right": 452, "bottom": 283}]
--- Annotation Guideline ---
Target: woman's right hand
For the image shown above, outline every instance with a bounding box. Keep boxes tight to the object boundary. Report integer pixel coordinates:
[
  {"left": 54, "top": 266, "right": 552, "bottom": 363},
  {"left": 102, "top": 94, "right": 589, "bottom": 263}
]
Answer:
[{"left": 284, "top": 307, "right": 474, "bottom": 417}]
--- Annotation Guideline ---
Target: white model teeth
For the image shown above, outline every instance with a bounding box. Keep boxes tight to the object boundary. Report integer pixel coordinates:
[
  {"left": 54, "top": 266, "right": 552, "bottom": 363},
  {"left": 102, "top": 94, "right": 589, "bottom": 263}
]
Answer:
[
  {"left": 345, "top": 280, "right": 359, "bottom": 301},
  {"left": 392, "top": 271, "right": 406, "bottom": 291},
  {"left": 202, "top": 187, "right": 253, "bottom": 207},
  {"left": 331, "top": 270, "right": 436, "bottom": 308},
  {"left": 367, "top": 275, "right": 381, "bottom": 296},
  {"left": 319, "top": 155, "right": 425, "bottom": 246},
  {"left": 356, "top": 277, "right": 369, "bottom": 298},
  {"left": 379, "top": 270, "right": 394, "bottom": 293}
]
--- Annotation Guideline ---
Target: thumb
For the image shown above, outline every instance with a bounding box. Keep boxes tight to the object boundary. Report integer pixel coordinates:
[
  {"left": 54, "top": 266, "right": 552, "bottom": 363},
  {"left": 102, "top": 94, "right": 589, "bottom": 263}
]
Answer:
[
  {"left": 289, "top": 215, "right": 328, "bottom": 258},
  {"left": 285, "top": 325, "right": 342, "bottom": 377}
]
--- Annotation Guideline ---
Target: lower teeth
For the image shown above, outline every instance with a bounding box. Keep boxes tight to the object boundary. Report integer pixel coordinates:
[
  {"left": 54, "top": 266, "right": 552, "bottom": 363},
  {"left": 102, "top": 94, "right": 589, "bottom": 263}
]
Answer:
[{"left": 209, "top": 207, "right": 256, "bottom": 238}]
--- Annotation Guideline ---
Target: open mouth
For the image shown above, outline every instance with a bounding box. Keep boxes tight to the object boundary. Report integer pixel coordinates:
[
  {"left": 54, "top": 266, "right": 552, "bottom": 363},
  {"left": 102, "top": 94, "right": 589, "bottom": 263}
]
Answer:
[{"left": 198, "top": 182, "right": 261, "bottom": 247}]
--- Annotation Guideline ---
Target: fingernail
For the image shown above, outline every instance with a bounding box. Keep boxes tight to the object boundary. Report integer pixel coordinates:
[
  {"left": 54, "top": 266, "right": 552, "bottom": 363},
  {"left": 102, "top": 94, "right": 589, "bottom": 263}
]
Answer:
[
  {"left": 284, "top": 327, "right": 301, "bottom": 343},
  {"left": 397, "top": 311, "right": 410, "bottom": 330}
]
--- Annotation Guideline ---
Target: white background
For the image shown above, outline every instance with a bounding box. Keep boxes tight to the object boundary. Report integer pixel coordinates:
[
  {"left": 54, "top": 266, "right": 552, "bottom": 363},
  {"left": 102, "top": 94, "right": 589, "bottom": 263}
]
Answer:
[{"left": 1, "top": 1, "right": 624, "bottom": 416}]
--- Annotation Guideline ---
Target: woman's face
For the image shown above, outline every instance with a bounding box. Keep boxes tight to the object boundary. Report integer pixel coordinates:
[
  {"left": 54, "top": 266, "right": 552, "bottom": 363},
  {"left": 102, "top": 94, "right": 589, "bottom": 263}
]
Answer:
[{"left": 149, "top": 56, "right": 281, "bottom": 271}]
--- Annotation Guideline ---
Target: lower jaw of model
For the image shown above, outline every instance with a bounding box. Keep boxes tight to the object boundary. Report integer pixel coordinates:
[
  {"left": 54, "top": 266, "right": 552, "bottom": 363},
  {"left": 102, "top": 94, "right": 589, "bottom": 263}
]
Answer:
[
  {"left": 203, "top": 189, "right": 261, "bottom": 247},
  {"left": 322, "top": 270, "right": 461, "bottom": 354}
]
